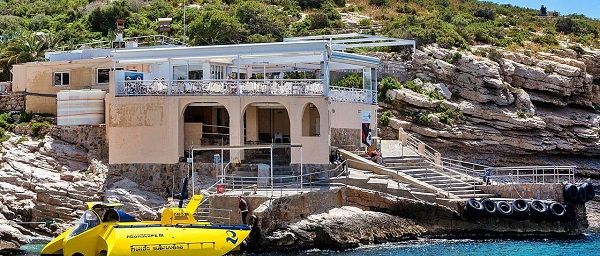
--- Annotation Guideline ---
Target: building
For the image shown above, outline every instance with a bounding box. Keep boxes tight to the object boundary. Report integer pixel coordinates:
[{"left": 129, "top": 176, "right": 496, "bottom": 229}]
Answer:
[{"left": 11, "top": 34, "right": 415, "bottom": 166}]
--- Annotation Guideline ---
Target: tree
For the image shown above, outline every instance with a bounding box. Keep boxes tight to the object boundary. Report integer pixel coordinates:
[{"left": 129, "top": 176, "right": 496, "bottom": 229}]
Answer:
[
  {"left": 188, "top": 9, "right": 248, "bottom": 45},
  {"left": 1, "top": 34, "right": 48, "bottom": 66},
  {"left": 88, "top": 0, "right": 132, "bottom": 35},
  {"left": 233, "top": 1, "right": 286, "bottom": 40}
]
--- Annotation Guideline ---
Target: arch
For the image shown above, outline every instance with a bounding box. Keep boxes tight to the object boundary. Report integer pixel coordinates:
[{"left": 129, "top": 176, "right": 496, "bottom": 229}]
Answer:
[
  {"left": 242, "top": 102, "right": 290, "bottom": 144},
  {"left": 301, "top": 102, "right": 320, "bottom": 137},
  {"left": 181, "top": 102, "right": 231, "bottom": 152}
]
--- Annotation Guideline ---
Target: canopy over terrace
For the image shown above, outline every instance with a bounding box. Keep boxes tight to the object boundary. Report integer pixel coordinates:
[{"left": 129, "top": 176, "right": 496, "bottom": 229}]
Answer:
[{"left": 109, "top": 35, "right": 415, "bottom": 104}]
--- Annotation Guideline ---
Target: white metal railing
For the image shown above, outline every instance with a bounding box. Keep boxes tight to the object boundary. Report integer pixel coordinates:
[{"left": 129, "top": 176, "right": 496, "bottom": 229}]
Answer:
[
  {"left": 57, "top": 35, "right": 188, "bottom": 51},
  {"left": 216, "top": 159, "right": 350, "bottom": 196},
  {"left": 441, "top": 157, "right": 488, "bottom": 178},
  {"left": 329, "top": 86, "right": 377, "bottom": 104},
  {"left": 405, "top": 134, "right": 438, "bottom": 161},
  {"left": 116, "top": 79, "right": 325, "bottom": 97},
  {"left": 486, "top": 166, "right": 576, "bottom": 184}
]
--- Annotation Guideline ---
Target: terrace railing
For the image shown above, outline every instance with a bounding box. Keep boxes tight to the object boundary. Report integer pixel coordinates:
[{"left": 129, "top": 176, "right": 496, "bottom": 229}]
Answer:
[
  {"left": 116, "top": 79, "right": 377, "bottom": 104},
  {"left": 329, "top": 86, "right": 377, "bottom": 104}
]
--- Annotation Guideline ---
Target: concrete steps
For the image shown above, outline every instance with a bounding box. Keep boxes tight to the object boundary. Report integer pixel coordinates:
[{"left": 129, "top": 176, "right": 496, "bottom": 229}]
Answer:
[{"left": 382, "top": 156, "right": 493, "bottom": 200}]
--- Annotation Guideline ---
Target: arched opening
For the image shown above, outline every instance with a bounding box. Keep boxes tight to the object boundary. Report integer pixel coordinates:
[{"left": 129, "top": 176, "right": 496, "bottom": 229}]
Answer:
[
  {"left": 243, "top": 102, "right": 290, "bottom": 145},
  {"left": 242, "top": 102, "right": 291, "bottom": 166},
  {"left": 302, "top": 103, "right": 320, "bottom": 137},
  {"left": 183, "top": 103, "right": 230, "bottom": 161}
]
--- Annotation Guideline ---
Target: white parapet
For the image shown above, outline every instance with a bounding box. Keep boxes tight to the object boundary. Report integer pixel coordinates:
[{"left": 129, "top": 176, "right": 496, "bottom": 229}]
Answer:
[{"left": 57, "top": 89, "right": 106, "bottom": 126}]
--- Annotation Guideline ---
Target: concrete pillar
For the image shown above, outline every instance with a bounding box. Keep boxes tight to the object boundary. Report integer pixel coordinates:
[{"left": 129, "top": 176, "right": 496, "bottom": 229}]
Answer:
[
  {"left": 418, "top": 143, "right": 425, "bottom": 156},
  {"left": 227, "top": 101, "right": 243, "bottom": 163},
  {"left": 398, "top": 128, "right": 408, "bottom": 145},
  {"left": 245, "top": 106, "right": 259, "bottom": 142},
  {"left": 288, "top": 102, "right": 303, "bottom": 164},
  {"left": 202, "top": 62, "right": 211, "bottom": 80},
  {"left": 434, "top": 152, "right": 442, "bottom": 168}
]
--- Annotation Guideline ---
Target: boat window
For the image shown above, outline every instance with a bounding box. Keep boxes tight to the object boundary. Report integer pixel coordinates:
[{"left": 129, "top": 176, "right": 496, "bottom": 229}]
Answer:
[{"left": 68, "top": 210, "right": 100, "bottom": 238}]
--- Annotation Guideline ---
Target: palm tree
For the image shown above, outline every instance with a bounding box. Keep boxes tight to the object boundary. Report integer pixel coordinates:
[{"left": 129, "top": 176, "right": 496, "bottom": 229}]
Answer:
[{"left": 0, "top": 33, "right": 62, "bottom": 68}]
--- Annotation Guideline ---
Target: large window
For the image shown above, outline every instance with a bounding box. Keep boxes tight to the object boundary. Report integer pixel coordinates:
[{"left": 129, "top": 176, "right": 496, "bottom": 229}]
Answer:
[
  {"left": 97, "top": 68, "right": 110, "bottom": 84},
  {"left": 173, "top": 64, "right": 203, "bottom": 80},
  {"left": 53, "top": 72, "right": 70, "bottom": 86}
]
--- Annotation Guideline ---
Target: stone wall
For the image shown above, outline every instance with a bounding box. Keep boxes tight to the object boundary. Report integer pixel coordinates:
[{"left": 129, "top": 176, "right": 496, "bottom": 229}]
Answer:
[
  {"left": 0, "top": 92, "right": 25, "bottom": 112},
  {"left": 107, "top": 162, "right": 221, "bottom": 197},
  {"left": 48, "top": 125, "right": 108, "bottom": 159},
  {"left": 331, "top": 128, "right": 360, "bottom": 148},
  {"left": 479, "top": 183, "right": 564, "bottom": 202}
]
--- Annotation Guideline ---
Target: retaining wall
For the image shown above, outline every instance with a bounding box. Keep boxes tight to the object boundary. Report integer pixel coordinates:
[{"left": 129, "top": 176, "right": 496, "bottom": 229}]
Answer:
[
  {"left": 0, "top": 92, "right": 25, "bottom": 112},
  {"left": 479, "top": 183, "right": 564, "bottom": 201}
]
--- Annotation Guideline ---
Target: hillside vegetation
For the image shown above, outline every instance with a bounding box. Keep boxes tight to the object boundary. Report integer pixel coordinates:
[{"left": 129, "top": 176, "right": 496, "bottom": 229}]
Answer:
[{"left": 0, "top": 0, "right": 599, "bottom": 81}]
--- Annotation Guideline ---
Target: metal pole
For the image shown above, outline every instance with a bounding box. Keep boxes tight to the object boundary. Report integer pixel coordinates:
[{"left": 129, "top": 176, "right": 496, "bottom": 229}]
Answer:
[
  {"left": 221, "top": 148, "right": 224, "bottom": 177},
  {"left": 183, "top": 0, "right": 187, "bottom": 42},
  {"left": 191, "top": 148, "right": 194, "bottom": 195},
  {"left": 270, "top": 145, "right": 274, "bottom": 197},
  {"left": 300, "top": 147, "right": 303, "bottom": 190}
]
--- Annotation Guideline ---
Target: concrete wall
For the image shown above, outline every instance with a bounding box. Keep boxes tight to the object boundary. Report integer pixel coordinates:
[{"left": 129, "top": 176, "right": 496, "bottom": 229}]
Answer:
[
  {"left": 11, "top": 58, "right": 145, "bottom": 114},
  {"left": 106, "top": 93, "right": 333, "bottom": 165},
  {"left": 330, "top": 101, "right": 378, "bottom": 147}
]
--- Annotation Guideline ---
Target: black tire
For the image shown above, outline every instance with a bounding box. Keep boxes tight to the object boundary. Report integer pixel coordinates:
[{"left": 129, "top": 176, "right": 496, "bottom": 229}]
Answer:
[
  {"left": 464, "top": 198, "right": 484, "bottom": 218},
  {"left": 563, "top": 184, "right": 578, "bottom": 203},
  {"left": 512, "top": 199, "right": 529, "bottom": 216},
  {"left": 577, "top": 186, "right": 587, "bottom": 204},
  {"left": 583, "top": 183, "right": 595, "bottom": 202},
  {"left": 496, "top": 201, "right": 513, "bottom": 217},
  {"left": 548, "top": 202, "right": 566, "bottom": 219},
  {"left": 530, "top": 200, "right": 548, "bottom": 217},
  {"left": 480, "top": 198, "right": 497, "bottom": 215}
]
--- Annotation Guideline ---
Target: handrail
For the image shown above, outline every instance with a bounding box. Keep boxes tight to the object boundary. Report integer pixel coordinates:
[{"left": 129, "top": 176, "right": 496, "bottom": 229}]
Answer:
[{"left": 486, "top": 166, "right": 575, "bottom": 184}]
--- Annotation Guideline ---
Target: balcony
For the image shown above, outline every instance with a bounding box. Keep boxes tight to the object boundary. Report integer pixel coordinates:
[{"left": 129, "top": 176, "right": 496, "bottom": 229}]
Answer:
[{"left": 115, "top": 79, "right": 377, "bottom": 104}]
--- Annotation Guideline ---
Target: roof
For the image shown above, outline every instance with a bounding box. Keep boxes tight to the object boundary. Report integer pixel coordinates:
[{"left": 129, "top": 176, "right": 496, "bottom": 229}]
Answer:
[{"left": 284, "top": 33, "right": 415, "bottom": 50}]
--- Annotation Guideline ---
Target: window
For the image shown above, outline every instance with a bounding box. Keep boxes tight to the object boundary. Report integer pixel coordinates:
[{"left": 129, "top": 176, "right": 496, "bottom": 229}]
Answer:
[
  {"left": 188, "top": 64, "right": 203, "bottom": 80},
  {"left": 173, "top": 65, "right": 187, "bottom": 80},
  {"left": 173, "top": 64, "right": 204, "bottom": 80},
  {"left": 53, "top": 72, "right": 70, "bottom": 86},
  {"left": 97, "top": 68, "right": 110, "bottom": 84},
  {"left": 210, "top": 65, "right": 224, "bottom": 80}
]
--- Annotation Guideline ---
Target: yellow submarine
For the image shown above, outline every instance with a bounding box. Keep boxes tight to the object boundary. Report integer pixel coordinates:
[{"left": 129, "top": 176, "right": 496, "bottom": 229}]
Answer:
[{"left": 40, "top": 193, "right": 251, "bottom": 256}]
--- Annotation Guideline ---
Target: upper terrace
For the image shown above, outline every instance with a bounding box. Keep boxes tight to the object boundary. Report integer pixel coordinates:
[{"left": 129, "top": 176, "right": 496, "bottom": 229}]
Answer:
[{"left": 105, "top": 34, "right": 414, "bottom": 104}]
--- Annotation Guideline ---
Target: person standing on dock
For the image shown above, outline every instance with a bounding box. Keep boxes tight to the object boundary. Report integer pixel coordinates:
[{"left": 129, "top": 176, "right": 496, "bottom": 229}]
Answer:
[{"left": 238, "top": 196, "right": 249, "bottom": 225}]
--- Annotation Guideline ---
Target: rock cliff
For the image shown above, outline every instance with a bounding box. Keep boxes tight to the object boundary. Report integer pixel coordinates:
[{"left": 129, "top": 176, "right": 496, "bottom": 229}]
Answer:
[
  {"left": 378, "top": 45, "right": 600, "bottom": 176},
  {"left": 0, "top": 125, "right": 167, "bottom": 251}
]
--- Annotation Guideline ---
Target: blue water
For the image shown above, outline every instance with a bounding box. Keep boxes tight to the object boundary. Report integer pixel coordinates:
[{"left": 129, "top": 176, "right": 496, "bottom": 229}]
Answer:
[
  {"left": 18, "top": 233, "right": 600, "bottom": 255},
  {"left": 253, "top": 233, "right": 600, "bottom": 256}
]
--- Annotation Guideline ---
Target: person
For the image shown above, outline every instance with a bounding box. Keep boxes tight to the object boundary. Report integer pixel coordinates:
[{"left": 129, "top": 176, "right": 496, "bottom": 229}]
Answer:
[
  {"left": 238, "top": 196, "right": 249, "bottom": 225},
  {"left": 366, "top": 144, "right": 383, "bottom": 165}
]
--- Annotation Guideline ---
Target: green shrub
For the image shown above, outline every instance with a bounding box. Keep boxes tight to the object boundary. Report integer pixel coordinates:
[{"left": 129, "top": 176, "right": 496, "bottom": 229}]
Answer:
[
  {"left": 445, "top": 52, "right": 462, "bottom": 64},
  {"left": 333, "top": 73, "right": 362, "bottom": 88},
  {"left": 437, "top": 105, "right": 463, "bottom": 126},
  {"left": 0, "top": 127, "right": 8, "bottom": 143},
  {"left": 555, "top": 17, "right": 598, "bottom": 36},
  {"left": 378, "top": 76, "right": 402, "bottom": 102},
  {"left": 0, "top": 113, "right": 15, "bottom": 131},
  {"left": 425, "top": 89, "right": 445, "bottom": 101},
  {"left": 358, "top": 18, "right": 372, "bottom": 27},
  {"left": 544, "top": 65, "right": 555, "bottom": 74},
  {"left": 413, "top": 111, "right": 432, "bottom": 126},
  {"left": 16, "top": 136, "right": 27, "bottom": 144},
  {"left": 380, "top": 111, "right": 392, "bottom": 126},
  {"left": 516, "top": 109, "right": 527, "bottom": 119},
  {"left": 404, "top": 80, "right": 424, "bottom": 94},
  {"left": 369, "top": 0, "right": 389, "bottom": 7},
  {"left": 474, "top": 9, "right": 495, "bottom": 20},
  {"left": 18, "top": 112, "right": 33, "bottom": 123},
  {"left": 30, "top": 121, "right": 50, "bottom": 137}
]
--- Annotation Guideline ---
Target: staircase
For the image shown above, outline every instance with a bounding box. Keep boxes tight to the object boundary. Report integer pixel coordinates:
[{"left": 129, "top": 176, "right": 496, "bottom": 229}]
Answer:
[
  {"left": 330, "top": 167, "right": 438, "bottom": 201},
  {"left": 383, "top": 156, "right": 496, "bottom": 200}
]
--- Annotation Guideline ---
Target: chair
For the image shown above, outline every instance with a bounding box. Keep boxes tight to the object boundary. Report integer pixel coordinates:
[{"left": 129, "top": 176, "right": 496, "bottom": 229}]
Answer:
[{"left": 274, "top": 132, "right": 283, "bottom": 144}]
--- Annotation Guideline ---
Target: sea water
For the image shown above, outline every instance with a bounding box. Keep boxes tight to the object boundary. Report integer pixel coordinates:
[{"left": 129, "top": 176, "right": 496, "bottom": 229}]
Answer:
[{"left": 17, "top": 233, "right": 600, "bottom": 256}]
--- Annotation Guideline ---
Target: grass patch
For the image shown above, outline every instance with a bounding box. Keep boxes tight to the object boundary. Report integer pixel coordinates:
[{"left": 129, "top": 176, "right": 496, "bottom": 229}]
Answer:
[
  {"left": 0, "top": 127, "right": 10, "bottom": 143},
  {"left": 404, "top": 80, "right": 424, "bottom": 94}
]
